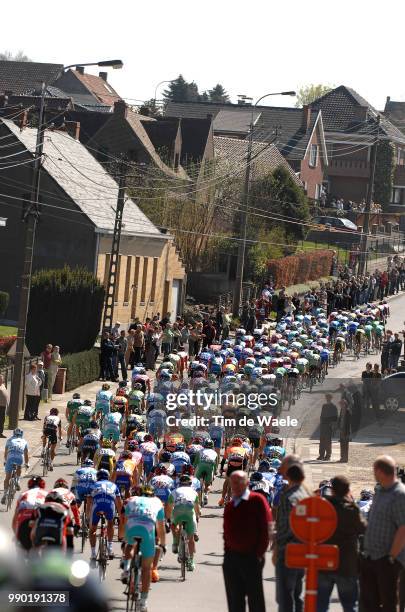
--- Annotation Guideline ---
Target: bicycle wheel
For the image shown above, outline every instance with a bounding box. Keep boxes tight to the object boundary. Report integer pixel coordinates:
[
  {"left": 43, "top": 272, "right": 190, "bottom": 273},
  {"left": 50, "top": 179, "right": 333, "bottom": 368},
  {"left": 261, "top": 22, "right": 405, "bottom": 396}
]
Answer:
[
  {"left": 6, "top": 475, "right": 15, "bottom": 511},
  {"left": 43, "top": 447, "right": 49, "bottom": 477},
  {"left": 98, "top": 536, "right": 108, "bottom": 582},
  {"left": 81, "top": 510, "right": 88, "bottom": 553}
]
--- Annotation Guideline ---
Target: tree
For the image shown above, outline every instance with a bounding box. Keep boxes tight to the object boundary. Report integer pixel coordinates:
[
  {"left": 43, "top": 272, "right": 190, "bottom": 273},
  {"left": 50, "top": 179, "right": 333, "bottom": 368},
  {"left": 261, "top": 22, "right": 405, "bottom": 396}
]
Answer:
[
  {"left": 207, "top": 84, "right": 230, "bottom": 103},
  {"left": 374, "top": 140, "right": 395, "bottom": 210},
  {"left": 26, "top": 266, "right": 105, "bottom": 354},
  {"left": 163, "top": 75, "right": 200, "bottom": 102},
  {"left": 138, "top": 99, "right": 163, "bottom": 118},
  {"left": 0, "top": 50, "right": 31, "bottom": 62},
  {"left": 295, "top": 84, "right": 332, "bottom": 107}
]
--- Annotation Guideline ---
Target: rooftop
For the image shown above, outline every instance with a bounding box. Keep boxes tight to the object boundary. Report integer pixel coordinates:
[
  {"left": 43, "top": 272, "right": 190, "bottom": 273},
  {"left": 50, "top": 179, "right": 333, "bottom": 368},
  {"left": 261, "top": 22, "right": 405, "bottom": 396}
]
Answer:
[{"left": 0, "top": 60, "right": 63, "bottom": 95}]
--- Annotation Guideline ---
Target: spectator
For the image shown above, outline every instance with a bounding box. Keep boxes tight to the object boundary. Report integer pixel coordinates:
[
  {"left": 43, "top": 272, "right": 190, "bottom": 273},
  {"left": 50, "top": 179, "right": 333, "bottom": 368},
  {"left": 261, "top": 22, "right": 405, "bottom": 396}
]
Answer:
[
  {"left": 171, "top": 322, "right": 182, "bottom": 351},
  {"left": 317, "top": 394, "right": 338, "bottom": 461},
  {"left": 372, "top": 364, "right": 382, "bottom": 420},
  {"left": 390, "top": 333, "right": 403, "bottom": 370},
  {"left": 99, "top": 332, "right": 116, "bottom": 382},
  {"left": 361, "top": 362, "right": 374, "bottom": 412},
  {"left": 115, "top": 330, "right": 128, "bottom": 381},
  {"left": 40, "top": 343, "right": 53, "bottom": 391},
  {"left": 216, "top": 306, "right": 225, "bottom": 341},
  {"left": 125, "top": 329, "right": 135, "bottom": 368},
  {"left": 132, "top": 324, "right": 145, "bottom": 366},
  {"left": 144, "top": 325, "right": 159, "bottom": 371},
  {"left": 0, "top": 374, "right": 9, "bottom": 438},
  {"left": 338, "top": 398, "right": 351, "bottom": 463},
  {"left": 110, "top": 321, "right": 121, "bottom": 340},
  {"left": 161, "top": 323, "right": 174, "bottom": 356},
  {"left": 160, "top": 312, "right": 171, "bottom": 329},
  {"left": 360, "top": 455, "right": 405, "bottom": 612},
  {"left": 47, "top": 345, "right": 61, "bottom": 401},
  {"left": 202, "top": 319, "right": 216, "bottom": 348},
  {"left": 37, "top": 361, "right": 46, "bottom": 400},
  {"left": 223, "top": 470, "right": 273, "bottom": 612},
  {"left": 23, "top": 363, "right": 42, "bottom": 421},
  {"left": 222, "top": 309, "right": 231, "bottom": 341},
  {"left": 317, "top": 475, "right": 366, "bottom": 612},
  {"left": 274, "top": 462, "right": 309, "bottom": 611}
]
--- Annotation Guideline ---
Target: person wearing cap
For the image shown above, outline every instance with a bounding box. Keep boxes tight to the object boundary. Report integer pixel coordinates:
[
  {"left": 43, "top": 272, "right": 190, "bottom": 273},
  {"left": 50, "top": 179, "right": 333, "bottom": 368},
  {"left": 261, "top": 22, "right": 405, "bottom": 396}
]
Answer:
[
  {"left": 317, "top": 475, "right": 366, "bottom": 612},
  {"left": 47, "top": 346, "right": 61, "bottom": 401}
]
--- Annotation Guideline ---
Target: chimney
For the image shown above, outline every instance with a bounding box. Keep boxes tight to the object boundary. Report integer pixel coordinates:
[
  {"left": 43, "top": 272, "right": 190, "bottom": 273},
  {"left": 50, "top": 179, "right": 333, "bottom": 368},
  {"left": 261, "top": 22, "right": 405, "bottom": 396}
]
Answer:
[
  {"left": 386, "top": 95, "right": 391, "bottom": 104},
  {"left": 302, "top": 105, "right": 311, "bottom": 132},
  {"left": 114, "top": 99, "right": 128, "bottom": 118},
  {"left": 76, "top": 66, "right": 85, "bottom": 75},
  {"left": 99, "top": 71, "right": 108, "bottom": 82},
  {"left": 64, "top": 120, "right": 80, "bottom": 140},
  {"left": 207, "top": 113, "right": 213, "bottom": 121}
]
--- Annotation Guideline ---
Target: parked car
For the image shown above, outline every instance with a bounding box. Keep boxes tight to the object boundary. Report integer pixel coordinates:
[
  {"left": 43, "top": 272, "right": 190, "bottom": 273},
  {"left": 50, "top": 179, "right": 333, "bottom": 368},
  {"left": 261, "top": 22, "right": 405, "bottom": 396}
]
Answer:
[
  {"left": 313, "top": 216, "right": 358, "bottom": 231},
  {"left": 380, "top": 372, "right": 405, "bottom": 412}
]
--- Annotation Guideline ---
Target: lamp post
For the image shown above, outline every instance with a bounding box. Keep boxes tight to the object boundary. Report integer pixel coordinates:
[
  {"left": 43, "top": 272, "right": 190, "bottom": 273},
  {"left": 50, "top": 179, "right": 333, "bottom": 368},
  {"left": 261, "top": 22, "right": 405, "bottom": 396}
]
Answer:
[
  {"left": 8, "top": 59, "right": 123, "bottom": 430},
  {"left": 232, "top": 90, "right": 296, "bottom": 316},
  {"left": 153, "top": 80, "right": 173, "bottom": 107}
]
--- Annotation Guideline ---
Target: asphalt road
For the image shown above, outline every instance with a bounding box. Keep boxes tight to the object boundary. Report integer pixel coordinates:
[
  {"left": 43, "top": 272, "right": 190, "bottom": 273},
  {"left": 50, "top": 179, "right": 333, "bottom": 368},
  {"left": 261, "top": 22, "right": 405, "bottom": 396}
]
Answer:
[{"left": 2, "top": 292, "right": 405, "bottom": 611}]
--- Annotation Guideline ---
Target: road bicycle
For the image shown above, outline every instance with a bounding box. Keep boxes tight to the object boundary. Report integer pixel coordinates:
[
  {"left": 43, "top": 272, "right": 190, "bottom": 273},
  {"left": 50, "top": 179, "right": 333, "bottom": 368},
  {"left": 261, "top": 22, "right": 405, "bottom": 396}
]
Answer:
[
  {"left": 6, "top": 464, "right": 19, "bottom": 511},
  {"left": 67, "top": 425, "right": 77, "bottom": 455},
  {"left": 42, "top": 438, "right": 52, "bottom": 477},
  {"left": 80, "top": 501, "right": 89, "bottom": 553},
  {"left": 178, "top": 521, "right": 189, "bottom": 581},
  {"left": 97, "top": 513, "right": 109, "bottom": 582},
  {"left": 125, "top": 536, "right": 143, "bottom": 612}
]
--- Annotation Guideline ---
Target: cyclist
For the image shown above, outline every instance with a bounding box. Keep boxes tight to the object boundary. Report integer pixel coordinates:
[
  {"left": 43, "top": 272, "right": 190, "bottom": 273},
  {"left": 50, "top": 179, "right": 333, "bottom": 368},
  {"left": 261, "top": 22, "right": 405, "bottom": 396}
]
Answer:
[
  {"left": 65, "top": 392, "right": 83, "bottom": 448},
  {"left": 147, "top": 404, "right": 167, "bottom": 442},
  {"left": 30, "top": 490, "right": 71, "bottom": 552},
  {"left": 94, "top": 439, "right": 116, "bottom": 476},
  {"left": 112, "top": 450, "right": 139, "bottom": 498},
  {"left": 186, "top": 437, "right": 204, "bottom": 467},
  {"left": 194, "top": 439, "right": 217, "bottom": 505},
  {"left": 121, "top": 484, "right": 166, "bottom": 610},
  {"left": 261, "top": 436, "right": 286, "bottom": 461},
  {"left": 171, "top": 442, "right": 191, "bottom": 475},
  {"left": 95, "top": 383, "right": 113, "bottom": 421},
  {"left": 101, "top": 404, "right": 122, "bottom": 450},
  {"left": 12, "top": 475, "right": 47, "bottom": 552},
  {"left": 80, "top": 421, "right": 102, "bottom": 462},
  {"left": 140, "top": 434, "right": 158, "bottom": 478},
  {"left": 71, "top": 459, "right": 97, "bottom": 512},
  {"left": 127, "top": 383, "right": 145, "bottom": 413},
  {"left": 166, "top": 474, "right": 200, "bottom": 571},
  {"left": 41, "top": 407, "right": 62, "bottom": 470},
  {"left": 246, "top": 422, "right": 264, "bottom": 469},
  {"left": 218, "top": 437, "right": 249, "bottom": 506},
  {"left": 73, "top": 400, "right": 96, "bottom": 451},
  {"left": 87, "top": 468, "right": 122, "bottom": 562},
  {"left": 150, "top": 463, "right": 175, "bottom": 508},
  {"left": 208, "top": 420, "right": 225, "bottom": 463},
  {"left": 51, "top": 478, "right": 81, "bottom": 549},
  {"left": 1, "top": 428, "right": 29, "bottom": 505}
]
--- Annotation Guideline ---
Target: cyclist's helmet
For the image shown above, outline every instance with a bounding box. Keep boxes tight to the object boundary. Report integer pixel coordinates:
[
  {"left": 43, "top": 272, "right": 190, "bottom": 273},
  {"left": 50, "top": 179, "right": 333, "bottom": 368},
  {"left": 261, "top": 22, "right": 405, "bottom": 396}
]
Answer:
[
  {"left": 269, "top": 458, "right": 282, "bottom": 469},
  {"left": 118, "top": 381, "right": 127, "bottom": 389},
  {"left": 83, "top": 458, "right": 94, "bottom": 467},
  {"left": 89, "top": 420, "right": 99, "bottom": 429},
  {"left": 97, "top": 469, "right": 110, "bottom": 481},
  {"left": 232, "top": 437, "right": 243, "bottom": 446},
  {"left": 182, "top": 464, "right": 195, "bottom": 476},
  {"left": 204, "top": 439, "right": 214, "bottom": 449},
  {"left": 176, "top": 443, "right": 186, "bottom": 452},
  {"left": 101, "top": 384, "right": 110, "bottom": 391},
  {"left": 155, "top": 463, "right": 167, "bottom": 476},
  {"left": 54, "top": 478, "right": 69, "bottom": 489},
  {"left": 45, "top": 491, "right": 65, "bottom": 504},
  {"left": 127, "top": 440, "right": 139, "bottom": 451},
  {"left": 143, "top": 434, "right": 153, "bottom": 443},
  {"left": 102, "top": 439, "right": 112, "bottom": 449},
  {"left": 13, "top": 428, "right": 23, "bottom": 437},
  {"left": 258, "top": 460, "right": 271, "bottom": 472},
  {"left": 360, "top": 489, "right": 373, "bottom": 501},
  {"left": 28, "top": 475, "right": 45, "bottom": 489},
  {"left": 50, "top": 407, "right": 59, "bottom": 416},
  {"left": 131, "top": 484, "right": 154, "bottom": 497},
  {"left": 72, "top": 393, "right": 81, "bottom": 399},
  {"left": 250, "top": 471, "right": 264, "bottom": 482},
  {"left": 160, "top": 450, "right": 172, "bottom": 462},
  {"left": 133, "top": 383, "right": 143, "bottom": 391},
  {"left": 83, "top": 399, "right": 92, "bottom": 407},
  {"left": 179, "top": 475, "right": 192, "bottom": 486}
]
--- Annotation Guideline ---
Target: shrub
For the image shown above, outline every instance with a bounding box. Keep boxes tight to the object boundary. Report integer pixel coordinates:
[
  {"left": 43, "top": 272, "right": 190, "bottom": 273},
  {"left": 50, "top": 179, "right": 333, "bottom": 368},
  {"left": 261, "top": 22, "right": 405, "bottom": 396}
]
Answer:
[
  {"left": 0, "top": 335, "right": 16, "bottom": 354},
  {"left": 268, "top": 250, "right": 333, "bottom": 288},
  {"left": 61, "top": 348, "right": 100, "bottom": 392},
  {"left": 0, "top": 292, "right": 9, "bottom": 317},
  {"left": 26, "top": 266, "right": 105, "bottom": 355}
]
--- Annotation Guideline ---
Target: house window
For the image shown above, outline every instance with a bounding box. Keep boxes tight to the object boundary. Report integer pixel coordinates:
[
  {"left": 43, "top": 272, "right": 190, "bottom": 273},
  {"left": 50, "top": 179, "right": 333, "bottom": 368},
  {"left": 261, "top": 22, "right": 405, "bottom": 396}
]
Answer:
[
  {"left": 309, "top": 144, "right": 318, "bottom": 167},
  {"left": 123, "top": 256, "right": 132, "bottom": 304},
  {"left": 397, "top": 149, "right": 405, "bottom": 165},
  {"left": 140, "top": 258, "right": 148, "bottom": 304},
  {"left": 392, "top": 187, "right": 405, "bottom": 205},
  {"left": 150, "top": 258, "right": 158, "bottom": 304}
]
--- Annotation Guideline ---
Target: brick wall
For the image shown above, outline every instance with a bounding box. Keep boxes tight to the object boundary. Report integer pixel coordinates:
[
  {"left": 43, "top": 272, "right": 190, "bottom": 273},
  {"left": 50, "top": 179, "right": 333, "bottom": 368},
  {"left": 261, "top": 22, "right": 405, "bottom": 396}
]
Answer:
[{"left": 299, "top": 122, "right": 325, "bottom": 199}]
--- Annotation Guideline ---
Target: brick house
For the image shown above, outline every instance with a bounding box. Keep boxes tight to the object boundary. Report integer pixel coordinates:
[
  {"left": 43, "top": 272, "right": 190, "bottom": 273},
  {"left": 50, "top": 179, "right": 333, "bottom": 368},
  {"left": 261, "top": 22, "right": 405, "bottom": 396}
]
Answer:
[
  {"left": 310, "top": 86, "right": 405, "bottom": 211},
  {"left": 54, "top": 66, "right": 121, "bottom": 111},
  {"left": 0, "top": 117, "right": 186, "bottom": 325},
  {"left": 165, "top": 100, "right": 327, "bottom": 200}
]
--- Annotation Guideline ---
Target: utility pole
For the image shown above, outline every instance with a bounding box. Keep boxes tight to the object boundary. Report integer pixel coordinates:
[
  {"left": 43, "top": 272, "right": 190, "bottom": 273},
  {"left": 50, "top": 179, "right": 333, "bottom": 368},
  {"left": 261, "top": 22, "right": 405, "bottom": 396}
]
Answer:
[
  {"left": 359, "top": 115, "right": 380, "bottom": 274},
  {"left": 102, "top": 161, "right": 127, "bottom": 333},
  {"left": 8, "top": 84, "right": 46, "bottom": 430}
]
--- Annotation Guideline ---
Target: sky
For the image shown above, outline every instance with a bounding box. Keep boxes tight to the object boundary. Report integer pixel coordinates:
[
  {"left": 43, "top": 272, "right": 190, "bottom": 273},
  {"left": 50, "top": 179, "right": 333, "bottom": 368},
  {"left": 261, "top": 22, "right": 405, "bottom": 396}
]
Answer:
[{"left": 2, "top": 0, "right": 405, "bottom": 110}]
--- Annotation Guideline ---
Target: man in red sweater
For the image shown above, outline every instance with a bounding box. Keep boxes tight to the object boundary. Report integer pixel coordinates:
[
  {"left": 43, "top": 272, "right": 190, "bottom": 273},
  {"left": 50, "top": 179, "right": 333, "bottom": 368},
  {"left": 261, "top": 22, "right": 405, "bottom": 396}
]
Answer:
[{"left": 223, "top": 470, "right": 273, "bottom": 612}]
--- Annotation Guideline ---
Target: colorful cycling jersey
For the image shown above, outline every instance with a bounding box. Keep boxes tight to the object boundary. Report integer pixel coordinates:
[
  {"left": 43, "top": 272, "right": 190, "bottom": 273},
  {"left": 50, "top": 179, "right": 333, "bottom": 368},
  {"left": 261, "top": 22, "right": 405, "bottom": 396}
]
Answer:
[
  {"left": 5, "top": 437, "right": 28, "bottom": 466},
  {"left": 210, "top": 356, "right": 223, "bottom": 374},
  {"left": 263, "top": 445, "right": 286, "bottom": 459},
  {"left": 94, "top": 448, "right": 116, "bottom": 471},
  {"left": 72, "top": 466, "right": 97, "bottom": 491},
  {"left": 67, "top": 399, "right": 83, "bottom": 420},
  {"left": 43, "top": 415, "right": 60, "bottom": 431},
  {"left": 171, "top": 451, "right": 191, "bottom": 473},
  {"left": 246, "top": 425, "right": 264, "bottom": 439},
  {"left": 224, "top": 445, "right": 247, "bottom": 465},
  {"left": 124, "top": 495, "right": 164, "bottom": 529},
  {"left": 187, "top": 444, "right": 203, "bottom": 461},
  {"left": 95, "top": 390, "right": 113, "bottom": 415},
  {"left": 75, "top": 406, "right": 95, "bottom": 430},
  {"left": 150, "top": 474, "right": 175, "bottom": 503},
  {"left": 209, "top": 424, "right": 224, "bottom": 441},
  {"left": 14, "top": 487, "right": 48, "bottom": 531},
  {"left": 169, "top": 486, "right": 198, "bottom": 508},
  {"left": 197, "top": 448, "right": 217, "bottom": 465},
  {"left": 140, "top": 441, "right": 158, "bottom": 462},
  {"left": 125, "top": 450, "right": 143, "bottom": 466},
  {"left": 90, "top": 479, "right": 120, "bottom": 506},
  {"left": 81, "top": 433, "right": 100, "bottom": 452},
  {"left": 147, "top": 408, "right": 166, "bottom": 431},
  {"left": 115, "top": 458, "right": 136, "bottom": 477},
  {"left": 128, "top": 390, "right": 144, "bottom": 408}
]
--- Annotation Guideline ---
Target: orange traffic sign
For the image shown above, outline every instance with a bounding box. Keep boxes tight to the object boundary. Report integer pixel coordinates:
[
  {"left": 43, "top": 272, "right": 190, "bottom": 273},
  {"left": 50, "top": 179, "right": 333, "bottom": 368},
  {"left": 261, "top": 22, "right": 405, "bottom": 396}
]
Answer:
[
  {"left": 290, "top": 496, "right": 337, "bottom": 544},
  {"left": 286, "top": 543, "right": 339, "bottom": 571}
]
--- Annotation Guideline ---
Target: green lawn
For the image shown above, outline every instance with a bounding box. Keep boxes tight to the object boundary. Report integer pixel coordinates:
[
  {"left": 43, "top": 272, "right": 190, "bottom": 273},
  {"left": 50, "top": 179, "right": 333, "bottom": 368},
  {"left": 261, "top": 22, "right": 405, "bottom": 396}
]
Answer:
[{"left": 0, "top": 325, "right": 17, "bottom": 337}]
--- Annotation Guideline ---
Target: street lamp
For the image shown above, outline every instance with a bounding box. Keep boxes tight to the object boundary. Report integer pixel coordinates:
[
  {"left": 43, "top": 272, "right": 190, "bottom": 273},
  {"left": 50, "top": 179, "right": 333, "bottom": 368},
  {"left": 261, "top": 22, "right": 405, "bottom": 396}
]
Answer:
[
  {"left": 8, "top": 58, "right": 123, "bottom": 430},
  {"left": 154, "top": 79, "right": 173, "bottom": 106},
  {"left": 232, "top": 90, "right": 296, "bottom": 316}
]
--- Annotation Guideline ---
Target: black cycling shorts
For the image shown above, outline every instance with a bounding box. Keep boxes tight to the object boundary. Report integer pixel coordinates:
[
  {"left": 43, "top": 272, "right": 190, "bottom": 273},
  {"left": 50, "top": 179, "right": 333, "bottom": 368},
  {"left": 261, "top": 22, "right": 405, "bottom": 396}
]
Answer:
[
  {"left": 17, "top": 518, "right": 33, "bottom": 551},
  {"left": 44, "top": 427, "right": 57, "bottom": 445}
]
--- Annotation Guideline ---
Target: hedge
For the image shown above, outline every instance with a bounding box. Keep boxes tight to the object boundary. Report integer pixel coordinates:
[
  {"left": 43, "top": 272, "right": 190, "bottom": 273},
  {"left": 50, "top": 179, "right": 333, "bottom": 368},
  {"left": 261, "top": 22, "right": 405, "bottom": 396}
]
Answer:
[
  {"left": 267, "top": 250, "right": 334, "bottom": 288},
  {"left": 61, "top": 348, "right": 100, "bottom": 392},
  {"left": 0, "top": 292, "right": 9, "bottom": 317},
  {"left": 0, "top": 335, "right": 16, "bottom": 354}
]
